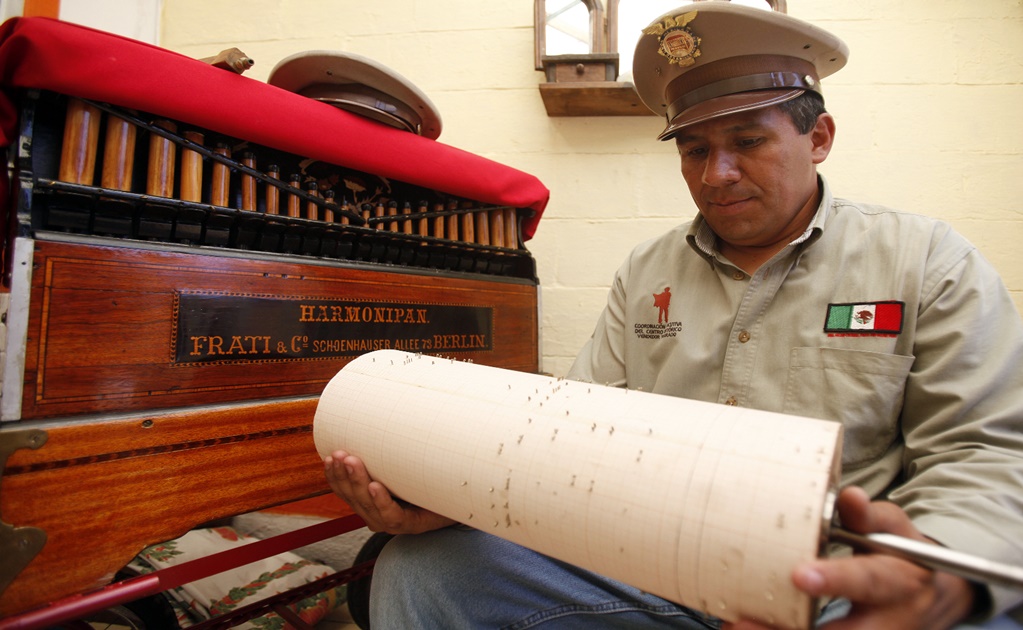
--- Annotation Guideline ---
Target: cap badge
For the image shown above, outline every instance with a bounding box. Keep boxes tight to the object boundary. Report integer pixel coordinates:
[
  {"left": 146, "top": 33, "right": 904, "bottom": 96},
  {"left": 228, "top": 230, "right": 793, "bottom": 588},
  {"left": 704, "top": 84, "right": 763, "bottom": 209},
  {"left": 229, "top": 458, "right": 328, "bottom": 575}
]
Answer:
[{"left": 645, "top": 11, "right": 702, "bottom": 67}]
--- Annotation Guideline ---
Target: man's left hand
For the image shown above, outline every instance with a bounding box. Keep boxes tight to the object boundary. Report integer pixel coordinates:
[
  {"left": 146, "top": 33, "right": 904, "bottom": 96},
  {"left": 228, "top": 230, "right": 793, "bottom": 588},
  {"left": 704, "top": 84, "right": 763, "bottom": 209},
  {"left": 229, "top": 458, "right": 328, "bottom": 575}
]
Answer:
[{"left": 723, "top": 486, "right": 976, "bottom": 630}]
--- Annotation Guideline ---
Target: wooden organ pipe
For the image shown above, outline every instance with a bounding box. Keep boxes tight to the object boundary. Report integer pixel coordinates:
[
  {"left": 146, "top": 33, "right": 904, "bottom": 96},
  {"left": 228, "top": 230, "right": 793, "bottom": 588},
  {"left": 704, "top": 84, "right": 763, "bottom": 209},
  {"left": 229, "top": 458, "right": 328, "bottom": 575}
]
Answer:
[
  {"left": 146, "top": 119, "right": 177, "bottom": 198},
  {"left": 100, "top": 112, "right": 137, "bottom": 191},
  {"left": 490, "top": 207, "right": 505, "bottom": 248},
  {"left": 265, "top": 164, "right": 280, "bottom": 215},
  {"left": 417, "top": 201, "right": 429, "bottom": 237},
  {"left": 446, "top": 200, "right": 459, "bottom": 242},
  {"left": 210, "top": 142, "right": 231, "bottom": 207},
  {"left": 432, "top": 202, "right": 445, "bottom": 239},
  {"left": 387, "top": 201, "right": 399, "bottom": 232},
  {"left": 179, "top": 131, "right": 204, "bottom": 202},
  {"left": 503, "top": 207, "right": 517, "bottom": 248},
  {"left": 287, "top": 174, "right": 302, "bottom": 218},
  {"left": 59, "top": 98, "right": 101, "bottom": 185},
  {"left": 339, "top": 199, "right": 351, "bottom": 225},
  {"left": 240, "top": 152, "right": 257, "bottom": 210},
  {"left": 402, "top": 202, "right": 413, "bottom": 235},
  {"left": 474, "top": 202, "right": 490, "bottom": 246},
  {"left": 459, "top": 200, "right": 475, "bottom": 244},
  {"left": 323, "top": 190, "right": 336, "bottom": 223},
  {"left": 305, "top": 180, "right": 320, "bottom": 220}
]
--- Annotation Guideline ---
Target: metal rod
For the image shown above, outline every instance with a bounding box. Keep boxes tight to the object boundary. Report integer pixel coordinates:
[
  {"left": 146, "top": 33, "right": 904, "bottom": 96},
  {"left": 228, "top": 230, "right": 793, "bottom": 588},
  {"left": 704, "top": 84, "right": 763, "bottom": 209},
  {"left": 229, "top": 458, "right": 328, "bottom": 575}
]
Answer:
[{"left": 830, "top": 526, "right": 1023, "bottom": 591}]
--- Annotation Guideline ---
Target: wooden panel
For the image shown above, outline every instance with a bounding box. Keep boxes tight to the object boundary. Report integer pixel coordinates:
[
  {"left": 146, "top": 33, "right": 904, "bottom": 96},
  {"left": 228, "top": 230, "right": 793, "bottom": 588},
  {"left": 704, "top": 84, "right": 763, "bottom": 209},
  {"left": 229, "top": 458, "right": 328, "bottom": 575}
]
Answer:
[
  {"left": 18, "top": 239, "right": 539, "bottom": 419},
  {"left": 0, "top": 398, "right": 341, "bottom": 616}
]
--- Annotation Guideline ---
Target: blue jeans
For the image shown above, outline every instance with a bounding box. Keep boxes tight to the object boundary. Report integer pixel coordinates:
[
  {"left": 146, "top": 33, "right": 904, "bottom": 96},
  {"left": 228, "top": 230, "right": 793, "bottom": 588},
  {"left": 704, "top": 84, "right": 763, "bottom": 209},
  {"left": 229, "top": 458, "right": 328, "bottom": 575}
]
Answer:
[{"left": 368, "top": 526, "right": 1022, "bottom": 629}]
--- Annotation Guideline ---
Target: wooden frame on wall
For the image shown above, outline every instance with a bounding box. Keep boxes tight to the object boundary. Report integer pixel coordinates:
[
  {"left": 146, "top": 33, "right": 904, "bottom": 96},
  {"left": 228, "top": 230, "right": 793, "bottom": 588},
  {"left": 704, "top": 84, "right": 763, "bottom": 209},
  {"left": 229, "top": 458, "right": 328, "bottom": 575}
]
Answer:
[{"left": 533, "top": 0, "right": 786, "bottom": 117}]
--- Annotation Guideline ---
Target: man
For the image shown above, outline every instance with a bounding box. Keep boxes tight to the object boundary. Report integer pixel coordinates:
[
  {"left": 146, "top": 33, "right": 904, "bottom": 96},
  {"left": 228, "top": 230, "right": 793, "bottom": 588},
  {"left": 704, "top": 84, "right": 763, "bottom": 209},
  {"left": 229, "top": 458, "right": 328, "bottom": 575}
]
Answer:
[{"left": 325, "top": 4, "right": 1023, "bottom": 628}]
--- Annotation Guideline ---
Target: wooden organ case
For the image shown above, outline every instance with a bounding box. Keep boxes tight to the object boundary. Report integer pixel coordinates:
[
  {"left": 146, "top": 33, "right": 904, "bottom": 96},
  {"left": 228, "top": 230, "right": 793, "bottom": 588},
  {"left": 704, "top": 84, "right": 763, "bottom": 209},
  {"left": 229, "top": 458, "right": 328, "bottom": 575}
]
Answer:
[{"left": 0, "top": 17, "right": 549, "bottom": 620}]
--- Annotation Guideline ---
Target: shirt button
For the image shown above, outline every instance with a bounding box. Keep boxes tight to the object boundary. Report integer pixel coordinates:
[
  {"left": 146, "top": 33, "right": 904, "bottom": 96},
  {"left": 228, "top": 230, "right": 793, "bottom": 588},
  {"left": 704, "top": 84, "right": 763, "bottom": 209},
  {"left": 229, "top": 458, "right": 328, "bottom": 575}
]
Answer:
[
  {"left": 732, "top": 270, "right": 745, "bottom": 280},
  {"left": 725, "top": 396, "right": 738, "bottom": 406},
  {"left": 738, "top": 330, "right": 751, "bottom": 343}
]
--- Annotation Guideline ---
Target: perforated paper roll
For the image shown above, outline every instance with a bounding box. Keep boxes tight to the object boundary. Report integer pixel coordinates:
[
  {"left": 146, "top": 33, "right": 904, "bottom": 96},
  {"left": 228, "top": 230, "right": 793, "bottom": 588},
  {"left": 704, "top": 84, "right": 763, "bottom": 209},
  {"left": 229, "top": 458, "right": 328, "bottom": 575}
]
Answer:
[{"left": 313, "top": 350, "right": 843, "bottom": 629}]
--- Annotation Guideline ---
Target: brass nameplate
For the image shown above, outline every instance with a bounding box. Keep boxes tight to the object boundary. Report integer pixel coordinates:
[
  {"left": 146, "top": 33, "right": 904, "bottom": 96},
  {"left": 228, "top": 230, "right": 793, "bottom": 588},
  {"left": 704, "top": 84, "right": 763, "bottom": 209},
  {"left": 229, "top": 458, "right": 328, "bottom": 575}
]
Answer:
[{"left": 175, "top": 293, "right": 493, "bottom": 365}]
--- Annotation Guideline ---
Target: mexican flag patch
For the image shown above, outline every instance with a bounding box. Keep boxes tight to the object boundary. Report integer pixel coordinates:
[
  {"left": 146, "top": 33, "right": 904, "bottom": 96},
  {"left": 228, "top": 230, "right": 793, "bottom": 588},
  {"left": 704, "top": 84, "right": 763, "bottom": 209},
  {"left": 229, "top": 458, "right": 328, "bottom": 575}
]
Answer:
[{"left": 825, "top": 301, "right": 904, "bottom": 335}]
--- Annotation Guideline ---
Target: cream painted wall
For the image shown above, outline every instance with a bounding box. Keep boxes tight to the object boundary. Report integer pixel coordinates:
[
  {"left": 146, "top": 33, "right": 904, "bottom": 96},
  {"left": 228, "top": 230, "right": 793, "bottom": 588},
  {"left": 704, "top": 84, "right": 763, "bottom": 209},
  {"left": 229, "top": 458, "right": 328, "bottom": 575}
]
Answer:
[{"left": 156, "top": 0, "right": 1023, "bottom": 376}]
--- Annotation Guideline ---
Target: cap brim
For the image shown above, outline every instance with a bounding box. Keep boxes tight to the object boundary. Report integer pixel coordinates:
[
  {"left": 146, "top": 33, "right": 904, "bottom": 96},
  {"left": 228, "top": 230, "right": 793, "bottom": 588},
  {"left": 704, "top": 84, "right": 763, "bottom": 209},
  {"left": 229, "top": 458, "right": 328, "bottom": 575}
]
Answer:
[
  {"left": 657, "top": 88, "right": 803, "bottom": 141},
  {"left": 268, "top": 50, "right": 443, "bottom": 140},
  {"left": 310, "top": 95, "right": 419, "bottom": 134}
]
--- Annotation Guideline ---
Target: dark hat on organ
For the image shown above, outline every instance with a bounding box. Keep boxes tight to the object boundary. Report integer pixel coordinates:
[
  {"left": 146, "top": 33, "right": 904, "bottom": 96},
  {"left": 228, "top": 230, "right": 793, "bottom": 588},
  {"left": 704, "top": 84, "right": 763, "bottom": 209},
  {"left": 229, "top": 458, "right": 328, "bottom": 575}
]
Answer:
[
  {"left": 268, "top": 51, "right": 442, "bottom": 140},
  {"left": 632, "top": 3, "right": 848, "bottom": 141}
]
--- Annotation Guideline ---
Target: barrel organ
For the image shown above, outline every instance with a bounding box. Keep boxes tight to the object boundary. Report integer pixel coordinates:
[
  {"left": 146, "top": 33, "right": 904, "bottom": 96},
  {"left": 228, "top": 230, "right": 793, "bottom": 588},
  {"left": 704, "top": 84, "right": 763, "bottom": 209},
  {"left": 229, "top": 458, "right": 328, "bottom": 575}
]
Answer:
[{"left": 0, "top": 16, "right": 548, "bottom": 618}]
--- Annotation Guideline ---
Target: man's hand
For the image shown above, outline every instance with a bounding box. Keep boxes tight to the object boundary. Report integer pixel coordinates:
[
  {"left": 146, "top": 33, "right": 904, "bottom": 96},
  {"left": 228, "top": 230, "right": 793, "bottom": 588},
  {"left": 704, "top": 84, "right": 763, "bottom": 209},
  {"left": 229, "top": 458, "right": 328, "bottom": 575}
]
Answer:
[
  {"left": 723, "top": 486, "right": 976, "bottom": 630},
  {"left": 324, "top": 449, "right": 456, "bottom": 534}
]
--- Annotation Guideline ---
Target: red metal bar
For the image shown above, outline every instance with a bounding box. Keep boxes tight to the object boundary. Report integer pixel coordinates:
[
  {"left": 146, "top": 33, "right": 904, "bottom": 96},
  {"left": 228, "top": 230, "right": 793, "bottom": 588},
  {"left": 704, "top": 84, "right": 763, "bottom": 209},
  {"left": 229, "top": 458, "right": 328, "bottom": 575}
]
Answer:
[{"left": 0, "top": 514, "right": 365, "bottom": 630}]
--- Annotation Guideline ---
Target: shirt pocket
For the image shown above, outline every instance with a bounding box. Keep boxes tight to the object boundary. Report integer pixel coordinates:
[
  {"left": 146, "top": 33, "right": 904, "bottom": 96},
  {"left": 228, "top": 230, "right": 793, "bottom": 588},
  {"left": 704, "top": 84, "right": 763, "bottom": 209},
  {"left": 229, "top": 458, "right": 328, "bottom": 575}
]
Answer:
[{"left": 784, "top": 347, "right": 914, "bottom": 468}]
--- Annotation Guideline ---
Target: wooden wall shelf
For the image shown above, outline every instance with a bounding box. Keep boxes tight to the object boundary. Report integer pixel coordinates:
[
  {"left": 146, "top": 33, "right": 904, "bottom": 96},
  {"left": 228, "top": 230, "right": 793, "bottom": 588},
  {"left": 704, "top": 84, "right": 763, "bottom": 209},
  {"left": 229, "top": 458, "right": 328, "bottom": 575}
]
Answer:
[{"left": 538, "top": 81, "right": 655, "bottom": 117}]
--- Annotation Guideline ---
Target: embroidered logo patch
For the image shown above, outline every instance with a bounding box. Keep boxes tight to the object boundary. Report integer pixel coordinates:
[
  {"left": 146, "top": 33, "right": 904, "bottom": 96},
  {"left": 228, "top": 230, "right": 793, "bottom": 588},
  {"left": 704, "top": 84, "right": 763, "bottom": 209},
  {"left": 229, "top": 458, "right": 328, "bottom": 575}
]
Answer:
[
  {"left": 653, "top": 287, "right": 672, "bottom": 323},
  {"left": 824, "top": 301, "right": 904, "bottom": 336},
  {"left": 635, "top": 286, "right": 682, "bottom": 339}
]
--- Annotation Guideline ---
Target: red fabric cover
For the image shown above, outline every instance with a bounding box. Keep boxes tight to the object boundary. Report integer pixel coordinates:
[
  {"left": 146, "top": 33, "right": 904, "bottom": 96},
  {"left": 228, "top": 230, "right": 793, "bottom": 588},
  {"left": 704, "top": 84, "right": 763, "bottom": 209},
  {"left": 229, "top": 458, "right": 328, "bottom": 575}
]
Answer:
[{"left": 0, "top": 17, "right": 548, "bottom": 239}]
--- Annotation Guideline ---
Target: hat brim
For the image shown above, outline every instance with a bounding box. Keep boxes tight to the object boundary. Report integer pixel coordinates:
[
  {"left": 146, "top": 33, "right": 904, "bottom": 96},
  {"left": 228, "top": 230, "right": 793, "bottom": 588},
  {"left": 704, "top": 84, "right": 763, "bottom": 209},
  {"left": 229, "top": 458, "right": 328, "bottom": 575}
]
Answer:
[
  {"left": 657, "top": 88, "right": 804, "bottom": 141},
  {"left": 311, "top": 96, "right": 419, "bottom": 134},
  {"left": 268, "top": 50, "right": 443, "bottom": 140}
]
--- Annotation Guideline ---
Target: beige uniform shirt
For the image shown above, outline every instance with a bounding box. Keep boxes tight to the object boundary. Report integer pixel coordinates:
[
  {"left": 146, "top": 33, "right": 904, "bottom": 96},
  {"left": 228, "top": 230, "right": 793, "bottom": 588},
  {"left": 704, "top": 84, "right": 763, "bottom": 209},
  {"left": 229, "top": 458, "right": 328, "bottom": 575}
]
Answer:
[{"left": 568, "top": 177, "right": 1023, "bottom": 616}]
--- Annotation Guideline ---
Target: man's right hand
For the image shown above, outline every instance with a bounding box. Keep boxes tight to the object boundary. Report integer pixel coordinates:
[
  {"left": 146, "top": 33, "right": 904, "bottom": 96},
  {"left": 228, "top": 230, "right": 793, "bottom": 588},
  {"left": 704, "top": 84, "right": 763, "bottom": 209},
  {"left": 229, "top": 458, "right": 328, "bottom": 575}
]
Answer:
[{"left": 324, "top": 449, "right": 456, "bottom": 534}]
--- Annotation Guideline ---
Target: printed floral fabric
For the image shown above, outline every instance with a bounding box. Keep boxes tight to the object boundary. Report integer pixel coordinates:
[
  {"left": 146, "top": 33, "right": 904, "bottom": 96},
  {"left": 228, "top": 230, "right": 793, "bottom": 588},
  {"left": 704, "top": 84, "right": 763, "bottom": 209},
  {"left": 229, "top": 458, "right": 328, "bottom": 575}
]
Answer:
[{"left": 128, "top": 526, "right": 344, "bottom": 629}]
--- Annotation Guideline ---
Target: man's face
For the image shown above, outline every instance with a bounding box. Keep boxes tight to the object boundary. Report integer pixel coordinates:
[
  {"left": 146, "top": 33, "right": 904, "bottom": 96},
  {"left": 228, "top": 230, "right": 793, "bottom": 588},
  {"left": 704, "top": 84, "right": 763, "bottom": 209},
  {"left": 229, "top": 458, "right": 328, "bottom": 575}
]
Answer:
[{"left": 674, "top": 105, "right": 833, "bottom": 253}]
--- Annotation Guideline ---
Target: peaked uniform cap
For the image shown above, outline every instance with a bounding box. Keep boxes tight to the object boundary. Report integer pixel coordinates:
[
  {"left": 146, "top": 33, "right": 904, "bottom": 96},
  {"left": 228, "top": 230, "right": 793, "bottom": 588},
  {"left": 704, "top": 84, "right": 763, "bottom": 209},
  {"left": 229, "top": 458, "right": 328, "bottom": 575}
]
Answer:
[
  {"left": 632, "top": 3, "right": 848, "bottom": 140},
  {"left": 268, "top": 50, "right": 443, "bottom": 140}
]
